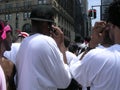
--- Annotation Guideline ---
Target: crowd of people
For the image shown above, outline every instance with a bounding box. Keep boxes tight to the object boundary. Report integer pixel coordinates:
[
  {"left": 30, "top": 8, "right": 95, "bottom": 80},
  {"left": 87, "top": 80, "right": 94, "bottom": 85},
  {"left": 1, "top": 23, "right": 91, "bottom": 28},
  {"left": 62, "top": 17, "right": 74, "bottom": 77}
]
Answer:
[{"left": 0, "top": 1, "right": 120, "bottom": 90}]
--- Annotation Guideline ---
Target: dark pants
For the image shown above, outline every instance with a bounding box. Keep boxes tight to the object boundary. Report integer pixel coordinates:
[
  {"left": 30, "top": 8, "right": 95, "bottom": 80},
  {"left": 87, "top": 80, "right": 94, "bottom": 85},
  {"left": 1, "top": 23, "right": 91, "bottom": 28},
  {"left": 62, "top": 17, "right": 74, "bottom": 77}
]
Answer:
[{"left": 58, "top": 79, "right": 82, "bottom": 90}]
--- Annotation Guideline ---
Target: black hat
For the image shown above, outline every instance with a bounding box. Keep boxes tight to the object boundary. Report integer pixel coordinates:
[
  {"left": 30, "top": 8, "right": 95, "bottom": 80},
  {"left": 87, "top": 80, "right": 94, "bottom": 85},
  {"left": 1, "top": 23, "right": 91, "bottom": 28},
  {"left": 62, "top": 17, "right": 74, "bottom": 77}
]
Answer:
[{"left": 30, "top": 5, "right": 54, "bottom": 23}]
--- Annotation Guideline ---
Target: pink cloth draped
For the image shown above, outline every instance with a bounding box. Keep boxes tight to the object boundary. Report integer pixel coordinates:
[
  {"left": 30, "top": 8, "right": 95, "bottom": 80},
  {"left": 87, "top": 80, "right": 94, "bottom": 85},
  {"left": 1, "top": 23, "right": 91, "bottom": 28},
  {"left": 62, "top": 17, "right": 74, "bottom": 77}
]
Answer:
[{"left": 0, "top": 66, "right": 6, "bottom": 90}]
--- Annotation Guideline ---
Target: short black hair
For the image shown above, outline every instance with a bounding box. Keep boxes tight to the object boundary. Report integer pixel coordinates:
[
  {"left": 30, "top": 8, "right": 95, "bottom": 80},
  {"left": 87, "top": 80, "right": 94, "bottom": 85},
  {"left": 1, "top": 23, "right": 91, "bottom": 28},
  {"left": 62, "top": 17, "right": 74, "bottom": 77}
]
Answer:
[
  {"left": 84, "top": 36, "right": 91, "bottom": 42},
  {"left": 0, "top": 20, "right": 7, "bottom": 31},
  {"left": 107, "top": 1, "right": 120, "bottom": 28},
  {"left": 68, "top": 42, "right": 78, "bottom": 53}
]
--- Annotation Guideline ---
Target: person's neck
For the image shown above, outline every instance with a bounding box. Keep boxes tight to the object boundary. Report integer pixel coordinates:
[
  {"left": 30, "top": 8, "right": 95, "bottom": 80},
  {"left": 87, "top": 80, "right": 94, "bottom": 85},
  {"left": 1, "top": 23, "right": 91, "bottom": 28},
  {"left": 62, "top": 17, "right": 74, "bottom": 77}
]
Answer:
[
  {"left": 0, "top": 50, "right": 4, "bottom": 59},
  {"left": 114, "top": 29, "right": 120, "bottom": 44},
  {"left": 0, "top": 43, "right": 5, "bottom": 58},
  {"left": 114, "top": 41, "right": 120, "bottom": 45}
]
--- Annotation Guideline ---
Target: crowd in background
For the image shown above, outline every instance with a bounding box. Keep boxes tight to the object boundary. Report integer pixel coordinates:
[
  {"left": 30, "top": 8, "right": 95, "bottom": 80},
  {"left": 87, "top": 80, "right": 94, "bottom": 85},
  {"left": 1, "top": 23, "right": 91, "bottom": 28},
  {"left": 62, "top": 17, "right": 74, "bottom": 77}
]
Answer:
[{"left": 0, "top": 1, "right": 120, "bottom": 90}]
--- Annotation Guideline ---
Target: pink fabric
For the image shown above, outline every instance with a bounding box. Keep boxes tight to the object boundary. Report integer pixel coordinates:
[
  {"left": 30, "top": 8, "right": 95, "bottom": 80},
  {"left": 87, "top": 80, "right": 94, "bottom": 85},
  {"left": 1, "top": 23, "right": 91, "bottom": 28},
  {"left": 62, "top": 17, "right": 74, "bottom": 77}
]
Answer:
[
  {"left": 1, "top": 25, "right": 11, "bottom": 40},
  {"left": 0, "top": 66, "right": 6, "bottom": 90}
]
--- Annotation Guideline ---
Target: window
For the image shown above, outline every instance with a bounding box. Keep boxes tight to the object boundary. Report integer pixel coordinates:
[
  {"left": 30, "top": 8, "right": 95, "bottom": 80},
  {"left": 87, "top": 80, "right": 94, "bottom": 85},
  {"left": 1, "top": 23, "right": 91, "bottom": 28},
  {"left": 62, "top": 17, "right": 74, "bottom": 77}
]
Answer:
[
  {"left": 38, "top": 0, "right": 47, "bottom": 4},
  {"left": 16, "top": 13, "right": 19, "bottom": 18},
  {"left": 43, "top": 0, "right": 47, "bottom": 4},
  {"left": 16, "top": 3, "right": 18, "bottom": 7},
  {"left": 9, "top": 14, "right": 12, "bottom": 20},
  {"left": 23, "top": 12, "right": 31, "bottom": 20},
  {"left": 5, "top": 3, "right": 12, "bottom": 9},
  {"left": 5, "top": 14, "right": 12, "bottom": 20},
  {"left": 28, "top": 12, "right": 31, "bottom": 18},
  {"left": 38, "top": 0, "right": 42, "bottom": 4},
  {"left": 79, "top": 0, "right": 81, "bottom": 4},
  {"left": 24, "top": 1, "right": 28, "bottom": 7},
  {"left": 23, "top": 12, "right": 27, "bottom": 19},
  {"left": 5, "top": 15, "right": 8, "bottom": 20},
  {"left": 23, "top": 23, "right": 31, "bottom": 33}
]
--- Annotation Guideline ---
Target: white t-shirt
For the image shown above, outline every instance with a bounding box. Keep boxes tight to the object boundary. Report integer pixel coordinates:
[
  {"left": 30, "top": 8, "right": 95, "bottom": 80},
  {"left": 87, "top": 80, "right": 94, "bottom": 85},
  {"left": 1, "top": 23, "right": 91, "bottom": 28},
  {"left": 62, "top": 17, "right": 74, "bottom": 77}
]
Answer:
[
  {"left": 70, "top": 44, "right": 120, "bottom": 90},
  {"left": 16, "top": 34, "right": 71, "bottom": 90},
  {"left": 4, "top": 43, "right": 21, "bottom": 64},
  {"left": 66, "top": 51, "right": 78, "bottom": 65}
]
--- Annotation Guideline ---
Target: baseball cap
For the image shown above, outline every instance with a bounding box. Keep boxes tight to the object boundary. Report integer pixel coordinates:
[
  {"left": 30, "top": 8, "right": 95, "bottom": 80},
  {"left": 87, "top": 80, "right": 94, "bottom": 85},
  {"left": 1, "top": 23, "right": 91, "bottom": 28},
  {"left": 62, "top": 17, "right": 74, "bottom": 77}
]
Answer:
[{"left": 18, "top": 32, "right": 29, "bottom": 38}]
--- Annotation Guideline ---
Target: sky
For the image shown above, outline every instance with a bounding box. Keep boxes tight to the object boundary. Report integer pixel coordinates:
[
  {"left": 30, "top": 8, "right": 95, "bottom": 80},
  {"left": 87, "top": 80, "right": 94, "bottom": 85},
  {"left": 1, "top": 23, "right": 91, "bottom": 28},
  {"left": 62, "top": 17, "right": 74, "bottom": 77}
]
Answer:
[{"left": 88, "top": 0, "right": 101, "bottom": 26}]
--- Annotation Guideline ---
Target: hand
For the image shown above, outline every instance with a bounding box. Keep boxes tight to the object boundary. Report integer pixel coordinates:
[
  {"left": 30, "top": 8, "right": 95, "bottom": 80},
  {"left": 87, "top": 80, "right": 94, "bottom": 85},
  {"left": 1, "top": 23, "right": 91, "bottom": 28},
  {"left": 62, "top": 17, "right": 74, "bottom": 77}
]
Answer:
[
  {"left": 51, "top": 25, "right": 67, "bottom": 64},
  {"left": 89, "top": 21, "right": 106, "bottom": 48},
  {"left": 93, "top": 21, "right": 106, "bottom": 34},
  {"left": 51, "top": 25, "right": 65, "bottom": 50}
]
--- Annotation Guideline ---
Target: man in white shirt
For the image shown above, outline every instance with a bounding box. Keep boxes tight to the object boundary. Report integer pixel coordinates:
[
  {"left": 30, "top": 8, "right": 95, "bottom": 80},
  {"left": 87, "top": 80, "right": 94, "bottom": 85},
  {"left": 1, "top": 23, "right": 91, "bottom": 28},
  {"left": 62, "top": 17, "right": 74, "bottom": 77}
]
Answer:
[
  {"left": 70, "top": 1, "right": 120, "bottom": 90},
  {"left": 16, "top": 5, "right": 71, "bottom": 90}
]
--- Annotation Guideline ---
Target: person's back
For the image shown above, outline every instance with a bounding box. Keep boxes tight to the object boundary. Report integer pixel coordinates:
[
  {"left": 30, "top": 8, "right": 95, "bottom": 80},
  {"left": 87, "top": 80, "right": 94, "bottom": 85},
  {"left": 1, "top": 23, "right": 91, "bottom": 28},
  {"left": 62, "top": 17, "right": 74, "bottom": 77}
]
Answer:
[
  {"left": 71, "top": 45, "right": 120, "bottom": 90},
  {"left": 90, "top": 45, "right": 120, "bottom": 90},
  {"left": 16, "top": 5, "right": 71, "bottom": 90},
  {"left": 16, "top": 34, "right": 71, "bottom": 90},
  {"left": 70, "top": 1, "right": 120, "bottom": 90}
]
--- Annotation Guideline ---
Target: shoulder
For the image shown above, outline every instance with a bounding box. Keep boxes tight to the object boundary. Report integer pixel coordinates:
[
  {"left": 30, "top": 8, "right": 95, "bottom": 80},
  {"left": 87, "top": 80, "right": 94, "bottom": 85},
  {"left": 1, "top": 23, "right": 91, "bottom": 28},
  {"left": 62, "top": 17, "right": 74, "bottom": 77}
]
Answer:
[
  {"left": 86, "top": 47, "right": 107, "bottom": 56},
  {"left": 66, "top": 51, "right": 76, "bottom": 56},
  {"left": 1, "top": 57, "right": 15, "bottom": 67},
  {"left": 81, "top": 48, "right": 110, "bottom": 63},
  {"left": 20, "top": 34, "right": 59, "bottom": 54},
  {"left": 11, "top": 43, "right": 21, "bottom": 48},
  {"left": 0, "top": 58, "right": 16, "bottom": 77},
  {"left": 25, "top": 34, "right": 56, "bottom": 45},
  {"left": 0, "top": 58, "right": 16, "bottom": 90}
]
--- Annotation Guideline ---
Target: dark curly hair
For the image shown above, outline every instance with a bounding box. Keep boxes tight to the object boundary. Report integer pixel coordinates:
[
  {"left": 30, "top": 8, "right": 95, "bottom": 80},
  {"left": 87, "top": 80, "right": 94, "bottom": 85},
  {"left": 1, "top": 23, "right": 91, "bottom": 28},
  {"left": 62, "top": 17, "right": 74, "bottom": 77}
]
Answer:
[
  {"left": 0, "top": 20, "right": 7, "bottom": 32},
  {"left": 107, "top": 1, "right": 120, "bottom": 28}
]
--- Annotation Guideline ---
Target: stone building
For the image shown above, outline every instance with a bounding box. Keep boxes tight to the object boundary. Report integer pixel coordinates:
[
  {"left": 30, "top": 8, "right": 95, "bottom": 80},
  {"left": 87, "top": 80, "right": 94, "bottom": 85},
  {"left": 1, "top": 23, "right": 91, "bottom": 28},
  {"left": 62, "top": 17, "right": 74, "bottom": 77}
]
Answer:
[
  {"left": 0, "top": 0, "right": 75, "bottom": 41},
  {"left": 74, "top": 0, "right": 89, "bottom": 42}
]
